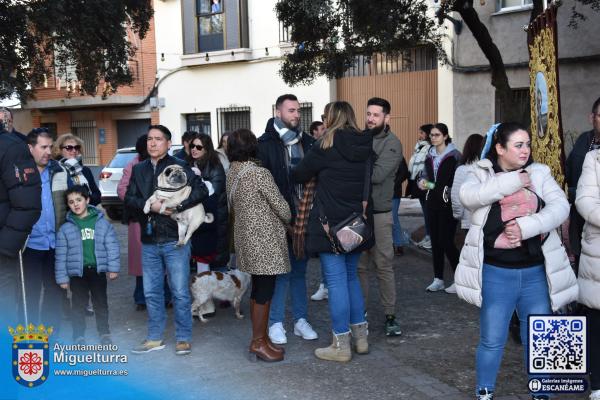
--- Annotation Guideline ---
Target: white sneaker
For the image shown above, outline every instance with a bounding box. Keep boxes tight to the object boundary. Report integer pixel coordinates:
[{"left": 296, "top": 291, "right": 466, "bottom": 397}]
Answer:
[
  {"left": 311, "top": 284, "right": 328, "bottom": 301},
  {"left": 426, "top": 278, "right": 445, "bottom": 292},
  {"left": 268, "top": 322, "right": 287, "bottom": 344},
  {"left": 293, "top": 318, "right": 318, "bottom": 340},
  {"left": 444, "top": 283, "right": 457, "bottom": 294},
  {"left": 419, "top": 236, "right": 432, "bottom": 249},
  {"left": 590, "top": 389, "right": 600, "bottom": 400}
]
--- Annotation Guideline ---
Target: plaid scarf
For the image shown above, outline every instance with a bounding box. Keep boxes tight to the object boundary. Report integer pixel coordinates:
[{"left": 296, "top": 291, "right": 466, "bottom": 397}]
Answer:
[
  {"left": 292, "top": 178, "right": 316, "bottom": 260},
  {"left": 59, "top": 157, "right": 89, "bottom": 187}
]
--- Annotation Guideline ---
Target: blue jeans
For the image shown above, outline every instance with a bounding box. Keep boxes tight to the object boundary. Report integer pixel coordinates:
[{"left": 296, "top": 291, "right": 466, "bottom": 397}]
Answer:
[
  {"left": 269, "top": 249, "right": 308, "bottom": 326},
  {"left": 134, "top": 276, "right": 172, "bottom": 305},
  {"left": 392, "top": 197, "right": 409, "bottom": 246},
  {"left": 476, "top": 264, "right": 551, "bottom": 393},
  {"left": 142, "top": 242, "right": 192, "bottom": 342},
  {"left": 319, "top": 252, "right": 365, "bottom": 334}
]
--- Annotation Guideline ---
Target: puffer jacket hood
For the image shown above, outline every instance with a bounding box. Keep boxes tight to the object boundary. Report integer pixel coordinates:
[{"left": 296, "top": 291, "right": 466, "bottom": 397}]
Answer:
[{"left": 332, "top": 128, "right": 373, "bottom": 162}]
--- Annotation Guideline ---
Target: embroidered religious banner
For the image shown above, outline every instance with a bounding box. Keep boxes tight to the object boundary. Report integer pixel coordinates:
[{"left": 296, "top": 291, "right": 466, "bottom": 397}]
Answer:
[{"left": 528, "top": 3, "right": 566, "bottom": 189}]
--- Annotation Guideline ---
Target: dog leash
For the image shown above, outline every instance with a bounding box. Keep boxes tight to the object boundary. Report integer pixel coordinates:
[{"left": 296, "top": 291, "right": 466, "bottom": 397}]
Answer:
[{"left": 19, "top": 237, "right": 29, "bottom": 326}]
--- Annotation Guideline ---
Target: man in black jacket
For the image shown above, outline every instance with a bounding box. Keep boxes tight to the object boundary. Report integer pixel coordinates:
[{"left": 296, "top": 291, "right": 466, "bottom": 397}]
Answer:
[
  {"left": 566, "top": 96, "right": 600, "bottom": 270},
  {"left": 257, "top": 94, "right": 318, "bottom": 345},
  {"left": 126, "top": 125, "right": 208, "bottom": 356},
  {"left": 0, "top": 114, "right": 42, "bottom": 327}
]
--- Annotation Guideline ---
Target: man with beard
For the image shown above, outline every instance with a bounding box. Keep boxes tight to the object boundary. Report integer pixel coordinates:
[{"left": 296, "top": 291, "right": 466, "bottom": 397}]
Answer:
[
  {"left": 257, "top": 94, "right": 318, "bottom": 345},
  {"left": 357, "top": 97, "right": 403, "bottom": 336}
]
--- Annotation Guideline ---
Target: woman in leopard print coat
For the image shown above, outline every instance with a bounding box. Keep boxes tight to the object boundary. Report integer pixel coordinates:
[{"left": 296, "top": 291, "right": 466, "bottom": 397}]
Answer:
[{"left": 226, "top": 128, "right": 291, "bottom": 362}]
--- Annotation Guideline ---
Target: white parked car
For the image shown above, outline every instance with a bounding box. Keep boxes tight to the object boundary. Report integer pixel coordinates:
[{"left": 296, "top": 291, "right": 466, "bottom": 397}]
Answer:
[{"left": 100, "top": 144, "right": 183, "bottom": 220}]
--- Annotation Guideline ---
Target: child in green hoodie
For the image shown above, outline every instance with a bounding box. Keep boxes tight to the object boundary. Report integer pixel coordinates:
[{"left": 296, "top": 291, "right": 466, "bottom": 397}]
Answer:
[{"left": 55, "top": 185, "right": 120, "bottom": 345}]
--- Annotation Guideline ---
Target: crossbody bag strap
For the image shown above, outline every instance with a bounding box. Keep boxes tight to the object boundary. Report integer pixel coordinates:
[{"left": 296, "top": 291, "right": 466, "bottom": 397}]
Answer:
[
  {"left": 228, "top": 163, "right": 254, "bottom": 210},
  {"left": 361, "top": 156, "right": 373, "bottom": 217},
  {"left": 316, "top": 156, "right": 373, "bottom": 252}
]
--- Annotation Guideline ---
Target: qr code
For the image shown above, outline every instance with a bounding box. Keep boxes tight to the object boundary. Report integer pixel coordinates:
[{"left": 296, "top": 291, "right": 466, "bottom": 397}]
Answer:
[{"left": 528, "top": 315, "right": 586, "bottom": 374}]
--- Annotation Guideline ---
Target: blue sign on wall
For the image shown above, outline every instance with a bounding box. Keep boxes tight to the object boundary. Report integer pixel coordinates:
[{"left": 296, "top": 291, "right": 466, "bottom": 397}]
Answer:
[{"left": 99, "top": 128, "right": 106, "bottom": 144}]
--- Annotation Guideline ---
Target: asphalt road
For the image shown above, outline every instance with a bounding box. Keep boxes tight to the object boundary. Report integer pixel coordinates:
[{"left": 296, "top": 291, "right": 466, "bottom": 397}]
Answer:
[{"left": 52, "top": 200, "right": 588, "bottom": 400}]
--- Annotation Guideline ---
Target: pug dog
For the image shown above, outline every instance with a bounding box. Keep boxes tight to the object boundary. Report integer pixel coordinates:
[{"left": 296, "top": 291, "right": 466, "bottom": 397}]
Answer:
[{"left": 143, "top": 164, "right": 214, "bottom": 246}]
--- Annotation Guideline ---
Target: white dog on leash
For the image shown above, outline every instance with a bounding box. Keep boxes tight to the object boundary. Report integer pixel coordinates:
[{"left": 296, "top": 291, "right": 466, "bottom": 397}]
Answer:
[{"left": 191, "top": 269, "right": 251, "bottom": 323}]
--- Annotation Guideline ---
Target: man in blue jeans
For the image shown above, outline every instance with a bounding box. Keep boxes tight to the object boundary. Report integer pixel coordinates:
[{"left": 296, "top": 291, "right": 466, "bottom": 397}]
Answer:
[
  {"left": 125, "top": 125, "right": 208, "bottom": 355},
  {"left": 258, "top": 94, "right": 318, "bottom": 344}
]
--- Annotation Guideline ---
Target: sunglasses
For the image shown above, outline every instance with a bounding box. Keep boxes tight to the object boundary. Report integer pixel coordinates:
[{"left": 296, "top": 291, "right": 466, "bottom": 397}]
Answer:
[
  {"left": 61, "top": 145, "right": 82, "bottom": 152},
  {"left": 190, "top": 144, "right": 204, "bottom": 151}
]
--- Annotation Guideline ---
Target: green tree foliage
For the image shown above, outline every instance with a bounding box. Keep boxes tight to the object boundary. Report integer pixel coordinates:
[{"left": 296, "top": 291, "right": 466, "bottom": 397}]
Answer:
[
  {"left": 0, "top": 0, "right": 153, "bottom": 102},
  {"left": 275, "top": 0, "right": 446, "bottom": 86}
]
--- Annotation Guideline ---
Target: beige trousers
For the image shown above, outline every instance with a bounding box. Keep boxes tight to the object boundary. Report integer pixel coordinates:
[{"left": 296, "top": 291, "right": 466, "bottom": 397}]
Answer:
[{"left": 358, "top": 211, "right": 396, "bottom": 316}]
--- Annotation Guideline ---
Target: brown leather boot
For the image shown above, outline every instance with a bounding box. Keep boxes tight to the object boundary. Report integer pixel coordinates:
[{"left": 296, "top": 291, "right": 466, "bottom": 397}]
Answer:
[
  {"left": 249, "top": 299, "right": 284, "bottom": 356},
  {"left": 260, "top": 300, "right": 285, "bottom": 355},
  {"left": 249, "top": 299, "right": 284, "bottom": 362}
]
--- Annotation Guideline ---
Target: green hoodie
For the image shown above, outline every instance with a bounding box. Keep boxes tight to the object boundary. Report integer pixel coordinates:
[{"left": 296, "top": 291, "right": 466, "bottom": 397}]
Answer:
[{"left": 72, "top": 206, "right": 98, "bottom": 268}]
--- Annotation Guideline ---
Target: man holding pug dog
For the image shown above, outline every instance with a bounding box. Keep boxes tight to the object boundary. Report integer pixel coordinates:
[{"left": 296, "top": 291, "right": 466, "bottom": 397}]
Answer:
[{"left": 125, "top": 124, "right": 208, "bottom": 356}]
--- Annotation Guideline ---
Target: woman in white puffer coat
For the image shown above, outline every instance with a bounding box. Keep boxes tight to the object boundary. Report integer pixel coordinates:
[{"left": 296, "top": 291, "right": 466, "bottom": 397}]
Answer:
[
  {"left": 575, "top": 149, "right": 600, "bottom": 400},
  {"left": 455, "top": 122, "right": 578, "bottom": 400}
]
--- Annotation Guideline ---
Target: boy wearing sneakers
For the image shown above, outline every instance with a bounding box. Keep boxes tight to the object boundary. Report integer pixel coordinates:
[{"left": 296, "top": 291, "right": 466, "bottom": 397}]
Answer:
[{"left": 55, "top": 185, "right": 120, "bottom": 345}]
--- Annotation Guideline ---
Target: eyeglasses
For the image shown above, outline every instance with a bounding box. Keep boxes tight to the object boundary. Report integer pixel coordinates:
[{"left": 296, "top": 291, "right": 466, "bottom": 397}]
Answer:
[
  {"left": 190, "top": 144, "right": 204, "bottom": 151},
  {"left": 321, "top": 114, "right": 326, "bottom": 122},
  {"left": 61, "top": 145, "right": 82, "bottom": 152}
]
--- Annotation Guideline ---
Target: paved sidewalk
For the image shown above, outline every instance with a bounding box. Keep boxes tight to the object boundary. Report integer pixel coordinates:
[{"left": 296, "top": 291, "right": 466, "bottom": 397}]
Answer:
[{"left": 60, "top": 206, "right": 587, "bottom": 400}]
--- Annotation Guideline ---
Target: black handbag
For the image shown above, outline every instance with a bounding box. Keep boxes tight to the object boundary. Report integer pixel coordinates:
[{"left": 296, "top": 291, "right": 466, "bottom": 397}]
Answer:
[{"left": 316, "top": 158, "right": 373, "bottom": 254}]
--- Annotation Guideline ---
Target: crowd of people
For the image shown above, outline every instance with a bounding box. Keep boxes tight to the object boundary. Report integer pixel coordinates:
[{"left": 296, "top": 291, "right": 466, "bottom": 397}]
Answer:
[{"left": 0, "top": 94, "right": 599, "bottom": 400}]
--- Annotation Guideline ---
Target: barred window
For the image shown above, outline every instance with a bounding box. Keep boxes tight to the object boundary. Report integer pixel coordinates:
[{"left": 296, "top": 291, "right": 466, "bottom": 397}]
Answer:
[
  {"left": 217, "top": 106, "right": 250, "bottom": 137},
  {"left": 186, "top": 113, "right": 212, "bottom": 135},
  {"left": 71, "top": 120, "right": 98, "bottom": 166},
  {"left": 343, "top": 46, "right": 438, "bottom": 78}
]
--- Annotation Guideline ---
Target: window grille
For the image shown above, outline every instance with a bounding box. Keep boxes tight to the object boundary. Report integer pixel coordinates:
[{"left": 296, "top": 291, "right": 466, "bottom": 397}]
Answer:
[
  {"left": 217, "top": 106, "right": 251, "bottom": 137},
  {"left": 71, "top": 120, "right": 98, "bottom": 166},
  {"left": 343, "top": 46, "right": 437, "bottom": 78},
  {"left": 186, "top": 113, "right": 212, "bottom": 135}
]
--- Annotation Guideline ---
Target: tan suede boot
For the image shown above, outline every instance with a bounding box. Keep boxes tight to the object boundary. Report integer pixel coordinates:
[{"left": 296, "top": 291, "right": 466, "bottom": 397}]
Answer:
[
  {"left": 314, "top": 332, "right": 352, "bottom": 362},
  {"left": 350, "top": 322, "right": 369, "bottom": 354}
]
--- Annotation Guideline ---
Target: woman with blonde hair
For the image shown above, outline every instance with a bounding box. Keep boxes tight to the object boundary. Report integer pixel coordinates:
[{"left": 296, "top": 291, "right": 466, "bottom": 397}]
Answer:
[
  {"left": 293, "top": 101, "right": 373, "bottom": 362},
  {"left": 52, "top": 133, "right": 101, "bottom": 206}
]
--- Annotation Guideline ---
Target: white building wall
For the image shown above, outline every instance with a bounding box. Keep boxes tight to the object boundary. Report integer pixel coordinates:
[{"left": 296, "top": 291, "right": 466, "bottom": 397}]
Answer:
[{"left": 153, "top": 0, "right": 332, "bottom": 144}]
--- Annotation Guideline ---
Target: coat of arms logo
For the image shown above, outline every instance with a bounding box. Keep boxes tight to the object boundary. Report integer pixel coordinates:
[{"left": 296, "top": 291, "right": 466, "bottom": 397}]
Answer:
[{"left": 9, "top": 323, "right": 53, "bottom": 387}]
